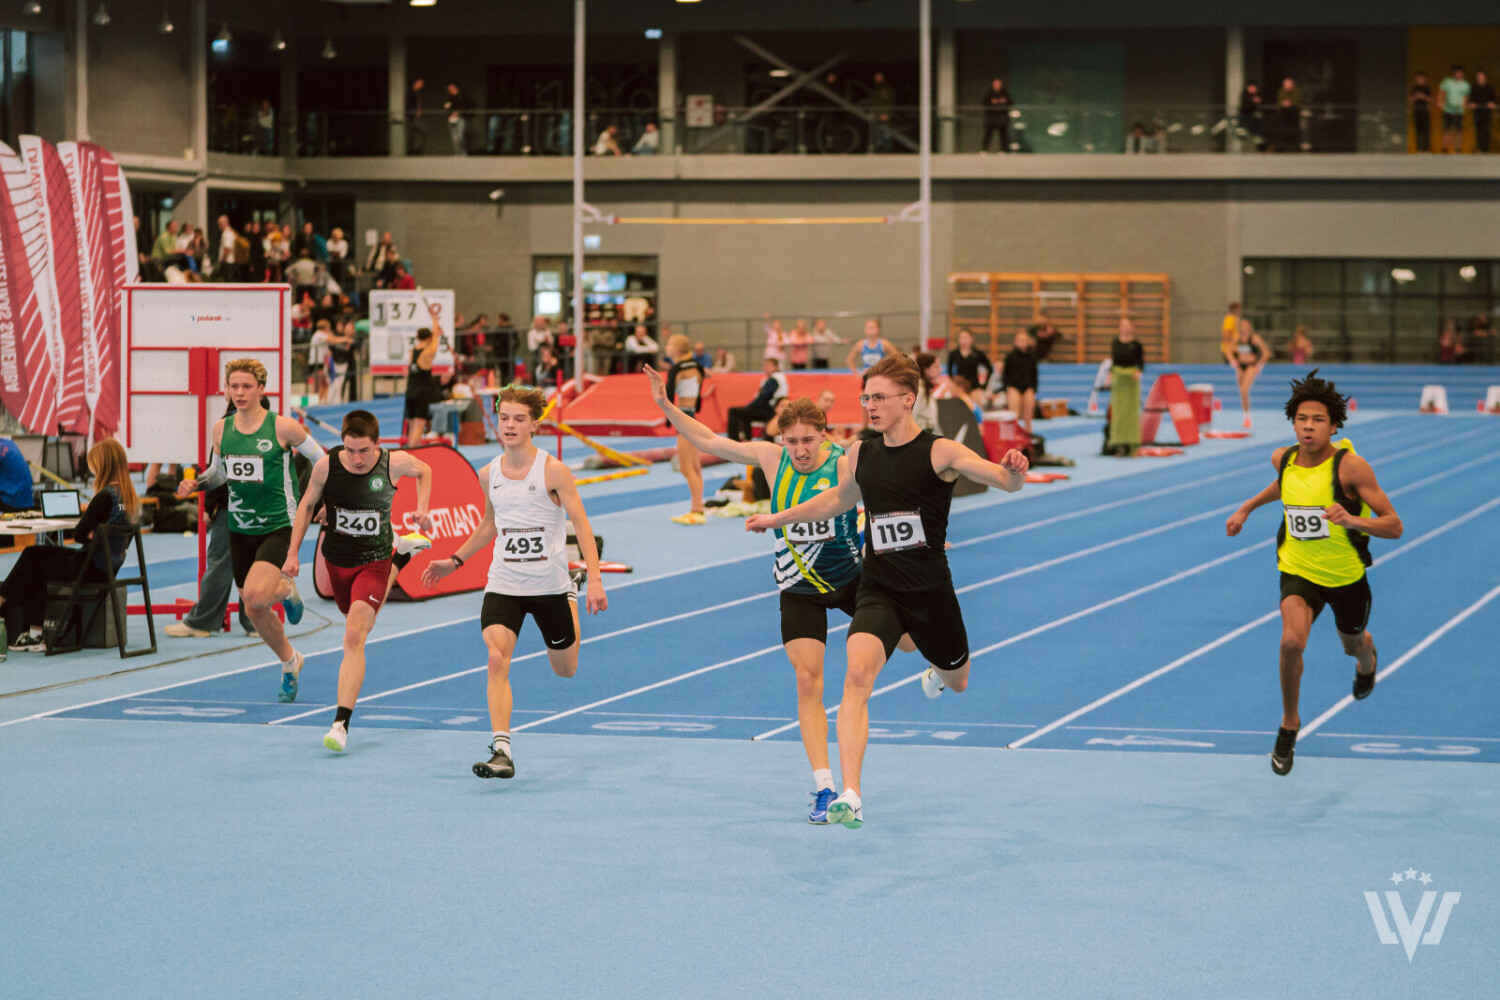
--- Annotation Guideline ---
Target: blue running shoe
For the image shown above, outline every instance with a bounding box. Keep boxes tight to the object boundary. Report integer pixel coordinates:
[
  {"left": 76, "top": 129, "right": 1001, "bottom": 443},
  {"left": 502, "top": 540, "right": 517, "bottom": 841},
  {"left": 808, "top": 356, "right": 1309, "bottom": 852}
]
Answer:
[
  {"left": 281, "top": 577, "right": 304, "bottom": 626},
  {"left": 808, "top": 788, "right": 837, "bottom": 825},
  {"left": 278, "top": 651, "right": 304, "bottom": 704}
]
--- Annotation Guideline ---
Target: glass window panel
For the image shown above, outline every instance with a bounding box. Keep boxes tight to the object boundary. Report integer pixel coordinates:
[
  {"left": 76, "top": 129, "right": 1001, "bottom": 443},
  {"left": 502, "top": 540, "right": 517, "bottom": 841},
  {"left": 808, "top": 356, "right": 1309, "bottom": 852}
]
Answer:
[
  {"left": 1393, "top": 300, "right": 1442, "bottom": 363},
  {"left": 1389, "top": 261, "right": 1440, "bottom": 296},
  {"left": 1344, "top": 260, "right": 1392, "bottom": 297},
  {"left": 1293, "top": 259, "right": 1342, "bottom": 295},
  {"left": 1440, "top": 262, "right": 1489, "bottom": 297},
  {"left": 1242, "top": 258, "right": 1291, "bottom": 307},
  {"left": 1344, "top": 309, "right": 1391, "bottom": 363},
  {"left": 1442, "top": 297, "right": 1488, "bottom": 329}
]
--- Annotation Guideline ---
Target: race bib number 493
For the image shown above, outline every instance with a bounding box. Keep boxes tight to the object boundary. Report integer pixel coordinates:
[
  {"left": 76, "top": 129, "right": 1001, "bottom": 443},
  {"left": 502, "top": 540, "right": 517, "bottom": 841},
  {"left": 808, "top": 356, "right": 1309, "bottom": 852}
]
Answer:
[
  {"left": 226, "top": 456, "right": 264, "bottom": 483},
  {"left": 502, "top": 527, "right": 547, "bottom": 561},
  {"left": 869, "top": 511, "right": 927, "bottom": 553},
  {"left": 335, "top": 508, "right": 382, "bottom": 536},
  {"left": 1284, "top": 504, "right": 1330, "bottom": 540}
]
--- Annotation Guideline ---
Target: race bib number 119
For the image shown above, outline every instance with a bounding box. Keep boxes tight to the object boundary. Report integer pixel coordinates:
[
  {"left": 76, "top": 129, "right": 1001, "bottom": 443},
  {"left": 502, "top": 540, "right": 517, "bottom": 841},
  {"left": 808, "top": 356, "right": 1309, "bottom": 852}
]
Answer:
[{"left": 869, "top": 511, "right": 926, "bottom": 553}]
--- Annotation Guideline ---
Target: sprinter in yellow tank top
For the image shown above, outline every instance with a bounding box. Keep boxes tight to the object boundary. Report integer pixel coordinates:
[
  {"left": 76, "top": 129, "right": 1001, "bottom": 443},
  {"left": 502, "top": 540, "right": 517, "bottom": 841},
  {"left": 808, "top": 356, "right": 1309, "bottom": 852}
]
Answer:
[{"left": 1226, "top": 371, "right": 1403, "bottom": 775}]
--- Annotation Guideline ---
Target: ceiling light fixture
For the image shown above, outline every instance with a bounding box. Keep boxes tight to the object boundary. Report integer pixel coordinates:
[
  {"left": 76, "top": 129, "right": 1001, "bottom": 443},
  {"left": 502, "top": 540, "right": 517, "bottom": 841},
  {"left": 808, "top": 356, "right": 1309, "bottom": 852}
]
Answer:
[
  {"left": 157, "top": 7, "right": 174, "bottom": 33},
  {"left": 271, "top": 30, "right": 286, "bottom": 51},
  {"left": 23, "top": 0, "right": 43, "bottom": 15},
  {"left": 410, "top": 0, "right": 437, "bottom": 6},
  {"left": 92, "top": 2, "right": 110, "bottom": 27},
  {"left": 216, "top": 23, "right": 232, "bottom": 44},
  {"left": 321, "top": 38, "right": 337, "bottom": 60}
]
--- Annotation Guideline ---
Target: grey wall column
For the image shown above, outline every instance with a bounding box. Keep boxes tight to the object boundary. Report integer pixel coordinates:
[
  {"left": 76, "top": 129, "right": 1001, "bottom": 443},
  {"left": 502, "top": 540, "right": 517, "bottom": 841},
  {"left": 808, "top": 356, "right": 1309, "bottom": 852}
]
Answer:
[
  {"left": 184, "top": 0, "right": 208, "bottom": 226},
  {"left": 389, "top": 34, "right": 407, "bottom": 158},
  {"left": 71, "top": 0, "right": 87, "bottom": 139},
  {"left": 937, "top": 26, "right": 955, "bottom": 153},
  {"left": 659, "top": 30, "right": 677, "bottom": 153},
  {"left": 1226, "top": 27, "right": 1244, "bottom": 154},
  {"left": 280, "top": 40, "right": 298, "bottom": 159}
]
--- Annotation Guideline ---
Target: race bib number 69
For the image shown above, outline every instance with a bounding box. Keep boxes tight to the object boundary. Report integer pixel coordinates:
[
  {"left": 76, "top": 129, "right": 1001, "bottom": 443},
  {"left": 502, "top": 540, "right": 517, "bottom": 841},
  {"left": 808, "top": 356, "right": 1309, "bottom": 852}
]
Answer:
[
  {"left": 869, "top": 511, "right": 927, "bottom": 553},
  {"left": 1284, "top": 504, "right": 1330, "bottom": 540},
  {"left": 226, "top": 456, "right": 264, "bottom": 483}
]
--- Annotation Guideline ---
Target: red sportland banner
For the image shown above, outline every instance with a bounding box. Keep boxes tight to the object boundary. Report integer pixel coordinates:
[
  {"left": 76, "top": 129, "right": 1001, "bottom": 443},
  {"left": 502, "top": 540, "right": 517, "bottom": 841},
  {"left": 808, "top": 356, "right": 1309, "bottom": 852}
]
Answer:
[
  {"left": 79, "top": 142, "right": 128, "bottom": 437},
  {"left": 0, "top": 141, "right": 60, "bottom": 434},
  {"left": 19, "top": 135, "right": 90, "bottom": 435}
]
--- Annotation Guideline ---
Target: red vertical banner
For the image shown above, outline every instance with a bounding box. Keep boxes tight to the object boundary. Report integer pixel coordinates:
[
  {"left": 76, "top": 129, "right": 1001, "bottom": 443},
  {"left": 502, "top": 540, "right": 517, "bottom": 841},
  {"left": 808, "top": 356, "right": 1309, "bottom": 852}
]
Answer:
[
  {"left": 82, "top": 142, "right": 128, "bottom": 438},
  {"left": 0, "top": 141, "right": 57, "bottom": 434}
]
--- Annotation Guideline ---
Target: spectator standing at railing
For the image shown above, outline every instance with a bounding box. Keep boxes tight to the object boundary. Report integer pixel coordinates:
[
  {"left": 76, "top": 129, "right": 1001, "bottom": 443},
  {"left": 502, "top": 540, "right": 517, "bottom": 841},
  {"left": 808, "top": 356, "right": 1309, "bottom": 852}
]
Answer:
[
  {"left": 365, "top": 231, "right": 397, "bottom": 273},
  {"left": 1440, "top": 66, "right": 1470, "bottom": 155},
  {"left": 1409, "top": 73, "right": 1433, "bottom": 152},
  {"left": 243, "top": 221, "right": 264, "bottom": 282},
  {"left": 407, "top": 78, "right": 427, "bottom": 155},
  {"left": 632, "top": 122, "right": 660, "bottom": 156},
  {"left": 1289, "top": 325, "right": 1314, "bottom": 365},
  {"left": 326, "top": 227, "right": 349, "bottom": 284},
  {"left": 1436, "top": 319, "right": 1466, "bottom": 363},
  {"left": 215, "top": 216, "right": 239, "bottom": 282},
  {"left": 712, "top": 347, "right": 736, "bottom": 373},
  {"left": 1469, "top": 314, "right": 1495, "bottom": 364},
  {"left": 1238, "top": 83, "right": 1266, "bottom": 150},
  {"left": 592, "top": 124, "right": 624, "bottom": 156},
  {"left": 1027, "top": 317, "right": 1062, "bottom": 361},
  {"left": 286, "top": 252, "right": 320, "bottom": 303},
  {"left": 763, "top": 315, "right": 788, "bottom": 367},
  {"left": 1468, "top": 71, "right": 1495, "bottom": 153},
  {"left": 809, "top": 318, "right": 844, "bottom": 369},
  {"left": 868, "top": 71, "right": 896, "bottom": 153},
  {"left": 151, "top": 220, "right": 179, "bottom": 263},
  {"left": 946, "top": 329, "right": 992, "bottom": 391},
  {"left": 623, "top": 325, "right": 659, "bottom": 372},
  {"left": 786, "top": 319, "right": 814, "bottom": 371},
  {"left": 1273, "top": 77, "right": 1302, "bottom": 152},
  {"left": 526, "top": 316, "right": 553, "bottom": 376},
  {"left": 444, "top": 82, "right": 472, "bottom": 156},
  {"left": 256, "top": 99, "right": 275, "bottom": 155},
  {"left": 981, "top": 78, "right": 1013, "bottom": 153},
  {"left": 264, "top": 224, "right": 288, "bottom": 282}
]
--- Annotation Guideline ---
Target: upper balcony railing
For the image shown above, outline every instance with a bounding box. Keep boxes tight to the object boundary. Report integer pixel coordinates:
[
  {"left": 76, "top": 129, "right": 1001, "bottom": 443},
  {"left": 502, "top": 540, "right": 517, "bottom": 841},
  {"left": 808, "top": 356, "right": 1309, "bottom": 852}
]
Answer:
[{"left": 211, "top": 102, "right": 1435, "bottom": 158}]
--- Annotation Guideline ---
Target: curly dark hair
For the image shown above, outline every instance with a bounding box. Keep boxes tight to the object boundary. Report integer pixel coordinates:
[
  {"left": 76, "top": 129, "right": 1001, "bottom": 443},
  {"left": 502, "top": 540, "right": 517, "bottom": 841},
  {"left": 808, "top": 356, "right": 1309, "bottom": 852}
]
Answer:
[{"left": 1284, "top": 369, "right": 1349, "bottom": 428}]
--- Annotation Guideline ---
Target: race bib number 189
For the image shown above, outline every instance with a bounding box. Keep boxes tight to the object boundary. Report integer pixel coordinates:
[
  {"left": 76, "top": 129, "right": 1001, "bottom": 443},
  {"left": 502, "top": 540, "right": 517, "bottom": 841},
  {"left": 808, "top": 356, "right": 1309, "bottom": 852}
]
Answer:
[
  {"left": 869, "top": 511, "right": 927, "bottom": 553},
  {"left": 502, "top": 527, "right": 547, "bottom": 561},
  {"left": 226, "top": 456, "right": 264, "bottom": 483},
  {"left": 1284, "top": 504, "right": 1330, "bottom": 540}
]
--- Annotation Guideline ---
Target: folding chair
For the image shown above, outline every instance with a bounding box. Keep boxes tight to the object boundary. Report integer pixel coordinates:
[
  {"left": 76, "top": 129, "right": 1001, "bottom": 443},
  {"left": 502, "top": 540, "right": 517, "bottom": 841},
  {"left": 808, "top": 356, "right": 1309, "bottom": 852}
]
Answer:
[{"left": 45, "top": 523, "right": 157, "bottom": 658}]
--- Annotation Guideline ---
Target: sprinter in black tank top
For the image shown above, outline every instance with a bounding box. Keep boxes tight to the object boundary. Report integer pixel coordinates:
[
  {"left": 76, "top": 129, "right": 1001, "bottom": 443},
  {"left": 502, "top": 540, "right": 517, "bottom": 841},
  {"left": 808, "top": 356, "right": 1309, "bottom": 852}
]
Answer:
[
  {"left": 404, "top": 301, "right": 445, "bottom": 447},
  {"left": 283, "top": 409, "right": 434, "bottom": 754},
  {"left": 747, "top": 354, "right": 1030, "bottom": 828}
]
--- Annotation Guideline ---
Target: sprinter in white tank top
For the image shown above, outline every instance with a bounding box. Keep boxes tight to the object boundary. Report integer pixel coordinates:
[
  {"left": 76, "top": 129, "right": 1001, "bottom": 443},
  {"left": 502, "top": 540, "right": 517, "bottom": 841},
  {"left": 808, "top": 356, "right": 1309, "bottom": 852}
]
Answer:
[{"left": 423, "top": 387, "right": 607, "bottom": 780}]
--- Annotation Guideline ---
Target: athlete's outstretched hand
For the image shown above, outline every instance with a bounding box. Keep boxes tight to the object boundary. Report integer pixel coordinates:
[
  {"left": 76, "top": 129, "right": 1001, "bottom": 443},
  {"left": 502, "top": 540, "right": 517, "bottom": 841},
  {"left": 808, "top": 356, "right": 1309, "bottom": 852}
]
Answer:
[
  {"left": 744, "top": 514, "right": 776, "bottom": 534},
  {"left": 1225, "top": 510, "right": 1248, "bottom": 536},
  {"left": 1000, "top": 449, "right": 1029, "bottom": 475},
  {"left": 586, "top": 575, "right": 608, "bottom": 615},
  {"left": 281, "top": 553, "right": 300, "bottom": 579},
  {"left": 643, "top": 365, "right": 668, "bottom": 406},
  {"left": 422, "top": 558, "right": 457, "bottom": 588}
]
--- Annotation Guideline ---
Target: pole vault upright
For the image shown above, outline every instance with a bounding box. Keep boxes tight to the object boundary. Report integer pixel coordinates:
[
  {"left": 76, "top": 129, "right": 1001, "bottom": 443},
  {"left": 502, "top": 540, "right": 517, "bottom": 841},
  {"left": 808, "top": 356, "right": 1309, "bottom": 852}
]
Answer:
[
  {"left": 572, "top": 0, "right": 586, "bottom": 391},
  {"left": 919, "top": 0, "right": 932, "bottom": 348}
]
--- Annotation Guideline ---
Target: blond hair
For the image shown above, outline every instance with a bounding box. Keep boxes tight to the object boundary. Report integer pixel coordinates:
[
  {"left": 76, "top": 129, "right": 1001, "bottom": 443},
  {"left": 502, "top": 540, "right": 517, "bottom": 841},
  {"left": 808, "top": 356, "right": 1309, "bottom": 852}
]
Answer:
[
  {"left": 496, "top": 384, "right": 548, "bottom": 421},
  {"left": 224, "top": 357, "right": 268, "bottom": 386},
  {"left": 87, "top": 439, "right": 140, "bottom": 520},
  {"left": 666, "top": 334, "right": 692, "bottom": 360}
]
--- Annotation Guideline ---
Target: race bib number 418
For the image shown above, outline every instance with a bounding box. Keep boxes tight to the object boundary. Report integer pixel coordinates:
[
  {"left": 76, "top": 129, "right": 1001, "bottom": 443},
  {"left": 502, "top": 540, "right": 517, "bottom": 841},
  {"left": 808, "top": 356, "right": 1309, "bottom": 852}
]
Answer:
[
  {"left": 1284, "top": 504, "right": 1330, "bottom": 540},
  {"left": 869, "top": 511, "right": 927, "bottom": 553},
  {"left": 784, "top": 519, "right": 836, "bottom": 544}
]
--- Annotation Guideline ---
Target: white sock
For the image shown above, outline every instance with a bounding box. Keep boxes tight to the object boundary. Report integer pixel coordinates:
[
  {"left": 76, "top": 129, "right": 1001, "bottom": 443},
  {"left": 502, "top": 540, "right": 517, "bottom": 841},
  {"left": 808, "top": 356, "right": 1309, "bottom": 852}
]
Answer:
[
  {"left": 813, "top": 768, "right": 834, "bottom": 792},
  {"left": 492, "top": 731, "right": 511, "bottom": 756},
  {"left": 841, "top": 788, "right": 862, "bottom": 806},
  {"left": 282, "top": 652, "right": 299, "bottom": 671},
  {"left": 28, "top": 628, "right": 43, "bottom": 637}
]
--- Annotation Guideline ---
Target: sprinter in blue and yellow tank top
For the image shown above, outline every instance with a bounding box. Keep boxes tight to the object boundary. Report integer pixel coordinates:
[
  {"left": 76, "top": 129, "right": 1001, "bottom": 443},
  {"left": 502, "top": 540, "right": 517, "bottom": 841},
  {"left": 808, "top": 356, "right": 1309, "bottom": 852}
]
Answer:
[
  {"left": 1226, "top": 371, "right": 1403, "bottom": 776},
  {"left": 644, "top": 368, "right": 910, "bottom": 825}
]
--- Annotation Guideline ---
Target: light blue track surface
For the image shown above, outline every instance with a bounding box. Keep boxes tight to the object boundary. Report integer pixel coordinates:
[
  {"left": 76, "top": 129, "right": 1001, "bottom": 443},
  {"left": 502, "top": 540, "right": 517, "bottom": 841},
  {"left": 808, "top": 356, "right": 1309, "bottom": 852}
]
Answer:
[{"left": 2, "top": 387, "right": 1498, "bottom": 997}]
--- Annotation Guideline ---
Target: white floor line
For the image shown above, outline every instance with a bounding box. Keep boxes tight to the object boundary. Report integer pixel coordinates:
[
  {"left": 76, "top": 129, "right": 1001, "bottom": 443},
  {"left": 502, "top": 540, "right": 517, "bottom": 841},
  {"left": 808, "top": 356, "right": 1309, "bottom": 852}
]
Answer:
[
  {"left": 1299, "top": 580, "right": 1500, "bottom": 739},
  {"left": 1312, "top": 731, "right": 1500, "bottom": 743},
  {"left": 269, "top": 589, "right": 782, "bottom": 724},
  {"left": 1008, "top": 491, "right": 1500, "bottom": 750}
]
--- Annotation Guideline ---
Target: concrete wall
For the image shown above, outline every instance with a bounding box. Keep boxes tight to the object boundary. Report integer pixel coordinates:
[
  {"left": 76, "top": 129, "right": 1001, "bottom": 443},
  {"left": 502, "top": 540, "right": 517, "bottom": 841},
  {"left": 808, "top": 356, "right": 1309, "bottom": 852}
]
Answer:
[{"left": 83, "top": 4, "right": 193, "bottom": 157}]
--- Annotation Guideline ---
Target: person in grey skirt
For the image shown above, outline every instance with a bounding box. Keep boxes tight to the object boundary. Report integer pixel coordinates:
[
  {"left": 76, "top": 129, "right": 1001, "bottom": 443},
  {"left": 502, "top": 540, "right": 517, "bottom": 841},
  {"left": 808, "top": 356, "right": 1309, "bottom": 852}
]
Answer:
[{"left": 164, "top": 484, "right": 256, "bottom": 638}]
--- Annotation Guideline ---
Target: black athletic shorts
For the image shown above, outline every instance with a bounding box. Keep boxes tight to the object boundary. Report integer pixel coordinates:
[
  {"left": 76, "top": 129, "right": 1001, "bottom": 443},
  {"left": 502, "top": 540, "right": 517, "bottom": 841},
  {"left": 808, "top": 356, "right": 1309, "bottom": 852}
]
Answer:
[
  {"left": 230, "top": 527, "right": 293, "bottom": 589},
  {"left": 1280, "top": 571, "right": 1372, "bottom": 636},
  {"left": 404, "top": 395, "right": 432, "bottom": 422},
  {"left": 850, "top": 578, "right": 970, "bottom": 670},
  {"left": 779, "top": 579, "right": 860, "bottom": 646},
  {"left": 481, "top": 591, "right": 578, "bottom": 650}
]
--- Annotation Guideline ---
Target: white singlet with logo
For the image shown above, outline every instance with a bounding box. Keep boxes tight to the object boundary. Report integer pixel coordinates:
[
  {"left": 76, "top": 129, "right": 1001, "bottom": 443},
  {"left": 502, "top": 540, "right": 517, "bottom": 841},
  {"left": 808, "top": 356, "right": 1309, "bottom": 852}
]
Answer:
[{"left": 486, "top": 450, "right": 570, "bottom": 596}]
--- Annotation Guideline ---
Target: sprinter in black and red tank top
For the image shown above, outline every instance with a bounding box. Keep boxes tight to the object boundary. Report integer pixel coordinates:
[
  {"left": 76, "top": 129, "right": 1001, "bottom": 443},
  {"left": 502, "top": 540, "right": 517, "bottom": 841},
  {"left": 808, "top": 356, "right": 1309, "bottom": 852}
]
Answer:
[{"left": 747, "top": 354, "right": 1030, "bottom": 828}]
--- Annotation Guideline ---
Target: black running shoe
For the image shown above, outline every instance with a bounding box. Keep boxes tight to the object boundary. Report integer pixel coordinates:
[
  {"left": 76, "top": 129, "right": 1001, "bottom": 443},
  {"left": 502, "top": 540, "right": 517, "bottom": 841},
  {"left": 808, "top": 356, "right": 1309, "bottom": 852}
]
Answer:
[
  {"left": 1353, "top": 646, "right": 1377, "bottom": 700},
  {"left": 1270, "top": 727, "right": 1298, "bottom": 776},
  {"left": 473, "top": 746, "right": 515, "bottom": 779}
]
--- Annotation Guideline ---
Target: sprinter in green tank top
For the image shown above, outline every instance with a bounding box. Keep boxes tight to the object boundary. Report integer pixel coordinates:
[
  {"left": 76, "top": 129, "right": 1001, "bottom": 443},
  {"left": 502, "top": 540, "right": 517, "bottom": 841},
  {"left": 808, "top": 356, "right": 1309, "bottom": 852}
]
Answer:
[
  {"left": 177, "top": 358, "right": 327, "bottom": 703},
  {"left": 1226, "top": 371, "right": 1403, "bottom": 776}
]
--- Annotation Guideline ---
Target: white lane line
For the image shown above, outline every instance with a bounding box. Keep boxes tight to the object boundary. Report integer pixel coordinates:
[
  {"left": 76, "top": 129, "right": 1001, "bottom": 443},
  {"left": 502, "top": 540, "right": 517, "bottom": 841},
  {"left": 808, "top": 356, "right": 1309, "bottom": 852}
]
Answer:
[
  {"left": 1007, "top": 490, "right": 1500, "bottom": 749},
  {"left": 1299, "top": 580, "right": 1500, "bottom": 739},
  {"left": 268, "top": 590, "right": 781, "bottom": 724}
]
